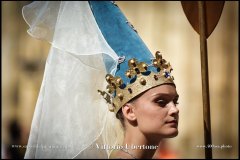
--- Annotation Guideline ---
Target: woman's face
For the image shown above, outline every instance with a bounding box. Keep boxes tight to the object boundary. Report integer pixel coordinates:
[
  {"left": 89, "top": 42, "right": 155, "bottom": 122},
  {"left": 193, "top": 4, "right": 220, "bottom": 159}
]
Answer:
[{"left": 132, "top": 84, "right": 179, "bottom": 138}]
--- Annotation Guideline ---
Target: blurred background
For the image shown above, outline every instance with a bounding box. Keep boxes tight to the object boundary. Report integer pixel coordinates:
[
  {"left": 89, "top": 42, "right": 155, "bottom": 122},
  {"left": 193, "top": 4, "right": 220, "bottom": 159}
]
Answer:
[{"left": 2, "top": 1, "right": 238, "bottom": 159}]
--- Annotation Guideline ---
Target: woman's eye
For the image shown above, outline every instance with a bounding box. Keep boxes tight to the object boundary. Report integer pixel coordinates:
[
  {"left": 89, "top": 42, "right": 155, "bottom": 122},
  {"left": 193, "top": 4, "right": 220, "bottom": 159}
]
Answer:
[
  {"left": 156, "top": 99, "right": 179, "bottom": 107},
  {"left": 173, "top": 100, "right": 179, "bottom": 105},
  {"left": 156, "top": 100, "right": 168, "bottom": 107},
  {"left": 173, "top": 97, "right": 179, "bottom": 105}
]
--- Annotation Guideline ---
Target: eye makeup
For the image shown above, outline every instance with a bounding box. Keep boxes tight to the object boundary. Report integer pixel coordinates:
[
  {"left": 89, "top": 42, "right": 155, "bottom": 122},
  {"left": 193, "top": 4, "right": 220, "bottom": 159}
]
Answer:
[{"left": 152, "top": 94, "right": 179, "bottom": 107}]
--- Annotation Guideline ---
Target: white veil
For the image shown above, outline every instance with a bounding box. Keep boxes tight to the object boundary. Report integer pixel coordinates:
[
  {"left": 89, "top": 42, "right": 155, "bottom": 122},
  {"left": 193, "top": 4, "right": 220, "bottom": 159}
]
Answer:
[{"left": 23, "top": 1, "right": 124, "bottom": 159}]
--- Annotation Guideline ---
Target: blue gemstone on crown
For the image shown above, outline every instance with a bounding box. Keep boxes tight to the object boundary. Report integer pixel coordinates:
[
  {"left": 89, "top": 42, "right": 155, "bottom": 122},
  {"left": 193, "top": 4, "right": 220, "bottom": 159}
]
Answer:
[{"left": 164, "top": 72, "right": 171, "bottom": 78}]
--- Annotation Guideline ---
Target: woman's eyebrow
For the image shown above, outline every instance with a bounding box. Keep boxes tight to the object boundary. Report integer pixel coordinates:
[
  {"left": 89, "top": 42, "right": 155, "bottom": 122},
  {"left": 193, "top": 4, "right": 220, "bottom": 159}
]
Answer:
[{"left": 151, "top": 93, "right": 179, "bottom": 98}]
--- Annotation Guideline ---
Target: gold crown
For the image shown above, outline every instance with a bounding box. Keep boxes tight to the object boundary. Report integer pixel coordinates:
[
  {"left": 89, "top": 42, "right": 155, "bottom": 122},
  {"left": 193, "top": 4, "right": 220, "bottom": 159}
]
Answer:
[{"left": 98, "top": 51, "right": 174, "bottom": 114}]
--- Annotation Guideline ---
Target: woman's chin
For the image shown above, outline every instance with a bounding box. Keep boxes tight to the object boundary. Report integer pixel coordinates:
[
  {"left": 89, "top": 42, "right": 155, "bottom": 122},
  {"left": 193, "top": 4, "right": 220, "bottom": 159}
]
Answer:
[{"left": 163, "top": 129, "right": 178, "bottom": 138}]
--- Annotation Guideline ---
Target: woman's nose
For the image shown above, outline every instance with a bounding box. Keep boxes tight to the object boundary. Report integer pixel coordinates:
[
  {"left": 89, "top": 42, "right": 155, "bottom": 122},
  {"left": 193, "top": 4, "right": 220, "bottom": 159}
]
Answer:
[{"left": 168, "top": 101, "right": 179, "bottom": 114}]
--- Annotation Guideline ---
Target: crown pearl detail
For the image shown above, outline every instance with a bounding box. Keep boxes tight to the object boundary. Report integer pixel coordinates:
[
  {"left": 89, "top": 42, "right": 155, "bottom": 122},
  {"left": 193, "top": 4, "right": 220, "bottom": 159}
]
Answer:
[
  {"left": 118, "top": 93, "right": 124, "bottom": 100},
  {"left": 140, "top": 78, "right": 146, "bottom": 85}
]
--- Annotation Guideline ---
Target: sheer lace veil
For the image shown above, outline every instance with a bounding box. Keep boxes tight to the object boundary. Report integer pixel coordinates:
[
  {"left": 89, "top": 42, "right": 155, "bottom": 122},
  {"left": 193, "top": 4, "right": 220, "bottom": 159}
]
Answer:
[{"left": 23, "top": 1, "right": 123, "bottom": 158}]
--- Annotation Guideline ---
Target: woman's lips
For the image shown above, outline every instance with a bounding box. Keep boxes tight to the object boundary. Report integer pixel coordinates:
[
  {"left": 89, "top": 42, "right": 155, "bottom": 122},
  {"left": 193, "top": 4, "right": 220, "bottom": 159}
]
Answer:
[{"left": 166, "top": 120, "right": 178, "bottom": 127}]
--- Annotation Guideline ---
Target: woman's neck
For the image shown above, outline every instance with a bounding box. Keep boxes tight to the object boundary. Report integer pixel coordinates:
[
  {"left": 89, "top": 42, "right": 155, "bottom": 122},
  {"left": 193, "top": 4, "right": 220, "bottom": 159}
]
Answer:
[{"left": 121, "top": 127, "right": 161, "bottom": 159}]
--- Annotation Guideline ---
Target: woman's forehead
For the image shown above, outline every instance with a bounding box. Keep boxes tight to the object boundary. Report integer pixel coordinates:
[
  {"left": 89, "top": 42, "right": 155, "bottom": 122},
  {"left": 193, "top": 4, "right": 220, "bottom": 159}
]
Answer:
[{"left": 145, "top": 84, "right": 177, "bottom": 97}]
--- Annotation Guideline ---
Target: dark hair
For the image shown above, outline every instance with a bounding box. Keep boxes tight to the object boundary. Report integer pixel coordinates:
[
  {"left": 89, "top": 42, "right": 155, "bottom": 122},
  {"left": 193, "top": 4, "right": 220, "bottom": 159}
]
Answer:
[{"left": 116, "top": 109, "right": 125, "bottom": 128}]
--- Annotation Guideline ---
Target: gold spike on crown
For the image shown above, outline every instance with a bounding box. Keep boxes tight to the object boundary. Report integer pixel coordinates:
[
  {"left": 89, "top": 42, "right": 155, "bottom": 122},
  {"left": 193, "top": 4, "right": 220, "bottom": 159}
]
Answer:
[{"left": 98, "top": 51, "right": 175, "bottom": 114}]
